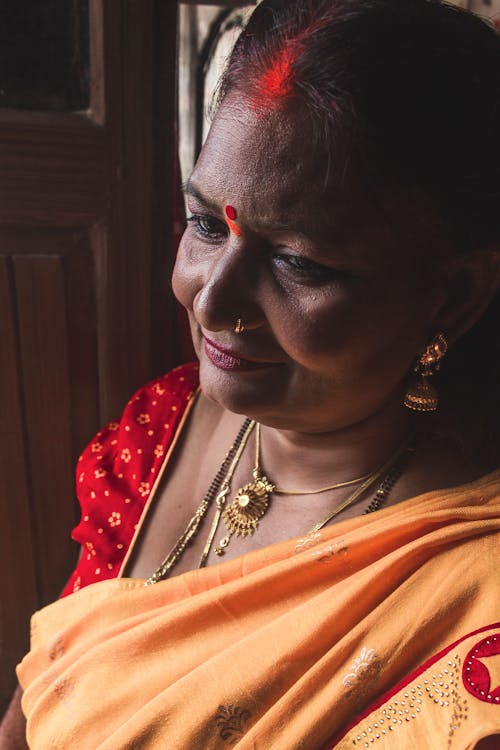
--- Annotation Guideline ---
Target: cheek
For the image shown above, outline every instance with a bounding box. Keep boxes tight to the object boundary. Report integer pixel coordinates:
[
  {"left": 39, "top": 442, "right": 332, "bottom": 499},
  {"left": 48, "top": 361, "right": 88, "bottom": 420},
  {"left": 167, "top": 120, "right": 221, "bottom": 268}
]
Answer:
[
  {"left": 276, "top": 284, "right": 426, "bottom": 379},
  {"left": 171, "top": 237, "right": 199, "bottom": 311},
  {"left": 270, "top": 289, "right": 354, "bottom": 362}
]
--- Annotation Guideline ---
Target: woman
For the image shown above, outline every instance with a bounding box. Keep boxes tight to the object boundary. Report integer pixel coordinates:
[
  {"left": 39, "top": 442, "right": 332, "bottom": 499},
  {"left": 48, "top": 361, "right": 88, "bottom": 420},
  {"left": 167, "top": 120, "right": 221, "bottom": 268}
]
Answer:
[{"left": 3, "top": 0, "right": 500, "bottom": 747}]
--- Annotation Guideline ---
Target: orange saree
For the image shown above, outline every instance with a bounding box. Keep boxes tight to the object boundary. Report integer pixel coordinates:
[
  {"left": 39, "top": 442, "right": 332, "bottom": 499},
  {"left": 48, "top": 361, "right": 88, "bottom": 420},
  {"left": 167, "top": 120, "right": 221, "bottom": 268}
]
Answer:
[{"left": 17, "top": 470, "right": 500, "bottom": 749}]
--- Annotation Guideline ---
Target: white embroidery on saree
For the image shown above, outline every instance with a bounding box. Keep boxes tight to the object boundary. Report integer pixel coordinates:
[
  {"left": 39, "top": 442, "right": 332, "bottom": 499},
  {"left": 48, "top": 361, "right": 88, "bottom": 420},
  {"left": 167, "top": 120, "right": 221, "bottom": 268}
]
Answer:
[
  {"left": 341, "top": 646, "right": 383, "bottom": 716},
  {"left": 343, "top": 648, "right": 378, "bottom": 689},
  {"left": 294, "top": 532, "right": 322, "bottom": 553},
  {"left": 311, "top": 539, "right": 349, "bottom": 564}
]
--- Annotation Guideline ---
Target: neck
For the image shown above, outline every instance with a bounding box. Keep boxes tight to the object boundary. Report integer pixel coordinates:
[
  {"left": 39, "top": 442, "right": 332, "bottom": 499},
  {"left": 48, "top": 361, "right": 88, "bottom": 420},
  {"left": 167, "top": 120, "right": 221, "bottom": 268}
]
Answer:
[{"left": 258, "top": 401, "right": 415, "bottom": 492}]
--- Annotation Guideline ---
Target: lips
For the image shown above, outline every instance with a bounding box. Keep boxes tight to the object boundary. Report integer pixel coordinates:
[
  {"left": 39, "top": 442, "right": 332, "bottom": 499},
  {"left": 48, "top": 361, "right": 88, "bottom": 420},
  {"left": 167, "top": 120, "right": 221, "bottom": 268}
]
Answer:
[{"left": 203, "top": 336, "right": 277, "bottom": 372}]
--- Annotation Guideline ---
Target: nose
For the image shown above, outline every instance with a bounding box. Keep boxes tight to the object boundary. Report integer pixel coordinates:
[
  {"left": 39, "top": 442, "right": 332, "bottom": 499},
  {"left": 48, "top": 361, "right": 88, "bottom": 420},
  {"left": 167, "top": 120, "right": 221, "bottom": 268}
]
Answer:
[{"left": 193, "top": 239, "right": 265, "bottom": 333}]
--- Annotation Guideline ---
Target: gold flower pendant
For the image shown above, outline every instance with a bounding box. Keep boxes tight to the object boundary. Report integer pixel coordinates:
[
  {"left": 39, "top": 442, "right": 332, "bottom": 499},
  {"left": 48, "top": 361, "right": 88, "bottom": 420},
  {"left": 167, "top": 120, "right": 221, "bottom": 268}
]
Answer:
[{"left": 215, "top": 473, "right": 275, "bottom": 555}]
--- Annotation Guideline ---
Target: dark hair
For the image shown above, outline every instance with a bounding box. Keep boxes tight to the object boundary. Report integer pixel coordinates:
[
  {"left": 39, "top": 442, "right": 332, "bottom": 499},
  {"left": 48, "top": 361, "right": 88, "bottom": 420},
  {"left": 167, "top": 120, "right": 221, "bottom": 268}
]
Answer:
[
  {"left": 220, "top": 0, "right": 500, "bottom": 247},
  {"left": 217, "top": 0, "right": 500, "bottom": 468}
]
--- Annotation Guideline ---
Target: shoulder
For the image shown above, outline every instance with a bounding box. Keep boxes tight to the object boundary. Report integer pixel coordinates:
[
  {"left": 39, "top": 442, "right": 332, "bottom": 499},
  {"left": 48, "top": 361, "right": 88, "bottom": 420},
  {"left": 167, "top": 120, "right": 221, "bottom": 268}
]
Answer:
[
  {"left": 115, "top": 362, "right": 200, "bottom": 428},
  {"left": 79, "top": 362, "right": 199, "bottom": 469},
  {"left": 61, "top": 363, "right": 199, "bottom": 596}
]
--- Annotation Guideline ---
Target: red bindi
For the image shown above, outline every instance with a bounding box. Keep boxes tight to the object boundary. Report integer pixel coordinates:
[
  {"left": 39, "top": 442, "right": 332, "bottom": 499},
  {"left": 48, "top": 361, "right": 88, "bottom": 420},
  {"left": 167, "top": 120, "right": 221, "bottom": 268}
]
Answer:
[{"left": 224, "top": 204, "right": 243, "bottom": 236}]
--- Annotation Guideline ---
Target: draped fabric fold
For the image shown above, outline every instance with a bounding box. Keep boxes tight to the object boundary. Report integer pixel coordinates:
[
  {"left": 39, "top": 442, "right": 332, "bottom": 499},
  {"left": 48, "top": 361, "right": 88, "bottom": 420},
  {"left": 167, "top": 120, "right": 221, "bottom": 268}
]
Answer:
[{"left": 18, "top": 471, "right": 500, "bottom": 749}]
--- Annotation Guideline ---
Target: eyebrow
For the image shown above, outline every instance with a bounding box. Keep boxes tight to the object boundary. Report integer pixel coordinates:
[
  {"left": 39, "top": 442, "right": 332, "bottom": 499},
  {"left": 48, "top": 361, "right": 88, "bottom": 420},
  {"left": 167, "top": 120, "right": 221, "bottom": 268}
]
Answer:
[
  {"left": 182, "top": 179, "right": 221, "bottom": 215},
  {"left": 183, "top": 178, "right": 305, "bottom": 233},
  {"left": 182, "top": 178, "right": 349, "bottom": 247}
]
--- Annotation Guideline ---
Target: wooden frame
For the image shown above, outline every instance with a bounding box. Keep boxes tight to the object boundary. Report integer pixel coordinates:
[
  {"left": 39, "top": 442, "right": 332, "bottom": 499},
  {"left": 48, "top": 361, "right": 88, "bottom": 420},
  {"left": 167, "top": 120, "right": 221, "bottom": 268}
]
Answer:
[{"left": 0, "top": 0, "right": 180, "bottom": 713}]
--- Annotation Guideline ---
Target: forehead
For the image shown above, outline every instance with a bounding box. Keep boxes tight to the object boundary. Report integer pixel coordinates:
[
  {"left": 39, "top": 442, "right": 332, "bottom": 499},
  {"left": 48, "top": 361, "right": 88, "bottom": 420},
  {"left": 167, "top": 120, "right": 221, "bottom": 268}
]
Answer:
[
  {"left": 190, "top": 94, "right": 444, "bottom": 267},
  {"left": 191, "top": 94, "right": 332, "bottom": 224}
]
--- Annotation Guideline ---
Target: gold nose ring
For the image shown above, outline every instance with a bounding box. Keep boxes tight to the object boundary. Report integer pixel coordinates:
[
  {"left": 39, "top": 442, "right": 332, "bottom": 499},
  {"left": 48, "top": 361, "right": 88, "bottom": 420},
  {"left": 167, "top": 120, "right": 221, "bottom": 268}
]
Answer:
[{"left": 234, "top": 318, "right": 245, "bottom": 334}]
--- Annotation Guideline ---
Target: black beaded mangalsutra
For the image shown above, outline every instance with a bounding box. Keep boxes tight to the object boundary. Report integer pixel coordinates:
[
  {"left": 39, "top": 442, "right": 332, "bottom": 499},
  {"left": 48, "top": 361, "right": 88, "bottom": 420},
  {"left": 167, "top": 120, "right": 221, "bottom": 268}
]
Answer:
[
  {"left": 145, "top": 419, "right": 252, "bottom": 585},
  {"left": 147, "top": 413, "right": 415, "bottom": 585},
  {"left": 362, "top": 446, "right": 415, "bottom": 514}
]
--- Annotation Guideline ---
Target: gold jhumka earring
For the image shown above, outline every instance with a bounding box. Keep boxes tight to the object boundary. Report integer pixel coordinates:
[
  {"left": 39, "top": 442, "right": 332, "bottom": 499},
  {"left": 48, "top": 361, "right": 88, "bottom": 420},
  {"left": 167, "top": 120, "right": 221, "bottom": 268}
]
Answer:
[
  {"left": 404, "top": 332, "right": 448, "bottom": 412},
  {"left": 234, "top": 318, "right": 245, "bottom": 334}
]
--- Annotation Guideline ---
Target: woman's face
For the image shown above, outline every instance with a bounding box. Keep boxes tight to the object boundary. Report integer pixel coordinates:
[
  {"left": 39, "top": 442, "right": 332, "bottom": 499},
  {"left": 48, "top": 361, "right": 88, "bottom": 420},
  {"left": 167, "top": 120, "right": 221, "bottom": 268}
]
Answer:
[{"left": 172, "top": 95, "right": 442, "bottom": 432}]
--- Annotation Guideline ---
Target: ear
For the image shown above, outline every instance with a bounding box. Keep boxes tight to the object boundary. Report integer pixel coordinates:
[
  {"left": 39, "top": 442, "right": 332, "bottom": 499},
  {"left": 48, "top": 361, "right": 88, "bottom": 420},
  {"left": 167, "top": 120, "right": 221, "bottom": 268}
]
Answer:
[{"left": 431, "top": 247, "right": 500, "bottom": 345}]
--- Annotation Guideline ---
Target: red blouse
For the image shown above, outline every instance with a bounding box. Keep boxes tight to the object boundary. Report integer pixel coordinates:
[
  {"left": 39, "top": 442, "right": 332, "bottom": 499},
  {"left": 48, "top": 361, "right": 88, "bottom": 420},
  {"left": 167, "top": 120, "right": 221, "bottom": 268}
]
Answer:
[{"left": 61, "top": 362, "right": 199, "bottom": 597}]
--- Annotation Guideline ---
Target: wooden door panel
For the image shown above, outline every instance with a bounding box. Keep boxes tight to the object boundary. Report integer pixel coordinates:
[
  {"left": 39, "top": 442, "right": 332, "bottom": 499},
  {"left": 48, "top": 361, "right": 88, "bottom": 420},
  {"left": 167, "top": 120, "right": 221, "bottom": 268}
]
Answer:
[
  {"left": 0, "top": 255, "right": 39, "bottom": 711},
  {"left": 0, "top": 112, "right": 105, "bottom": 226},
  {"left": 14, "top": 254, "right": 78, "bottom": 599},
  {"left": 1, "top": 227, "right": 100, "bottom": 458},
  {"left": 0, "top": 0, "right": 180, "bottom": 716},
  {"left": 0, "top": 229, "right": 101, "bottom": 707}
]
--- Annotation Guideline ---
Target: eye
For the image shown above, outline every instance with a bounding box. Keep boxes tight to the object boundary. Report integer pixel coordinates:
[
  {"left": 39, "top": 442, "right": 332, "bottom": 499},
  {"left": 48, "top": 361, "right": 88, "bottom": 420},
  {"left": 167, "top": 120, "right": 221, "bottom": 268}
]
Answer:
[
  {"left": 186, "top": 214, "right": 227, "bottom": 241},
  {"left": 272, "top": 253, "right": 342, "bottom": 282}
]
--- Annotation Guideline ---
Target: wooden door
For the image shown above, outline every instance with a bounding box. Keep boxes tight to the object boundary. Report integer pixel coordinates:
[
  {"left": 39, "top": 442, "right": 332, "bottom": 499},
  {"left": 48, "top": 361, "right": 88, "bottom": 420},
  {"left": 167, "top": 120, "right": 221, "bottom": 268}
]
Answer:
[{"left": 0, "top": 0, "right": 181, "bottom": 713}]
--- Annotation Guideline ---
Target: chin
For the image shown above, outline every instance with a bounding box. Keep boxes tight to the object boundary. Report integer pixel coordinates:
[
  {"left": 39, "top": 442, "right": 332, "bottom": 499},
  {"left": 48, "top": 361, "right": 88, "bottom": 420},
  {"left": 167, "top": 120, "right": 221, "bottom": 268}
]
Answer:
[
  {"left": 197, "top": 360, "right": 319, "bottom": 431},
  {"left": 198, "top": 357, "right": 286, "bottom": 420}
]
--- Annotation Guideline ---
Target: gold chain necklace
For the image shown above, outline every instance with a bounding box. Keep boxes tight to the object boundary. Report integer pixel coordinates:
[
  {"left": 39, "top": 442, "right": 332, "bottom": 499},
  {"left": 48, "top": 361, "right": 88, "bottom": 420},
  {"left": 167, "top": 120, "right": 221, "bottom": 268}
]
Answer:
[
  {"left": 206, "top": 423, "right": 378, "bottom": 557},
  {"left": 146, "top": 420, "right": 413, "bottom": 585},
  {"left": 307, "top": 439, "right": 412, "bottom": 532}
]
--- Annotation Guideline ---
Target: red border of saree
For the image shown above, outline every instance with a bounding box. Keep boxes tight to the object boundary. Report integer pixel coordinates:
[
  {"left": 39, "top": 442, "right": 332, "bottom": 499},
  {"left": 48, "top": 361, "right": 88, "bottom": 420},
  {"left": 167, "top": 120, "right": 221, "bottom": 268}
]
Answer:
[{"left": 323, "top": 622, "right": 500, "bottom": 749}]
